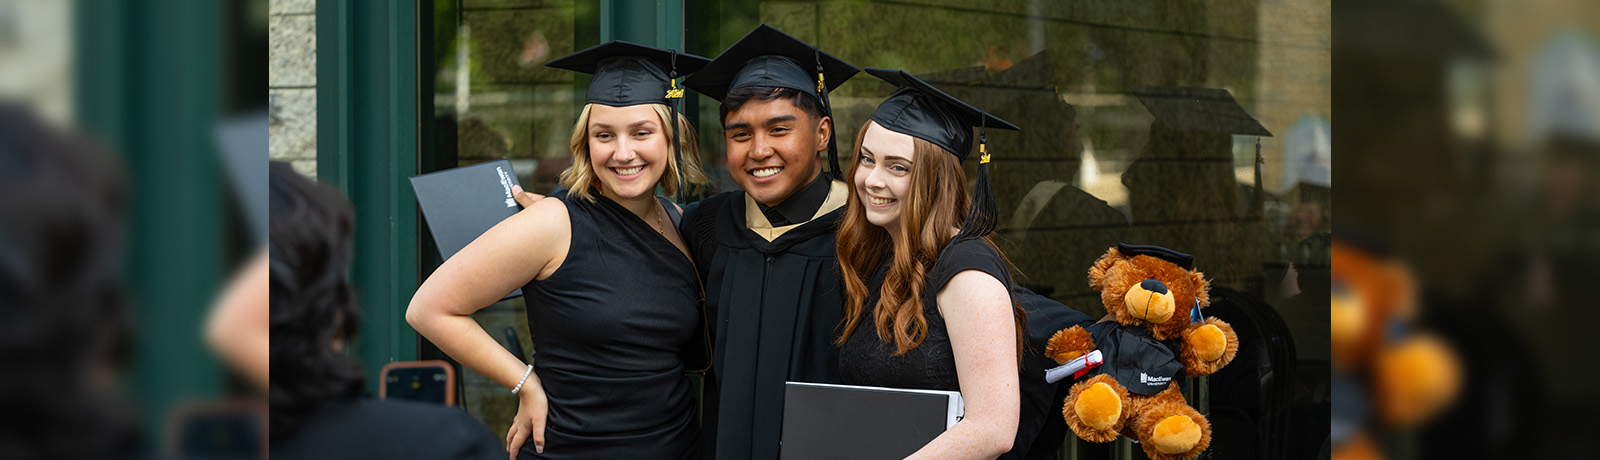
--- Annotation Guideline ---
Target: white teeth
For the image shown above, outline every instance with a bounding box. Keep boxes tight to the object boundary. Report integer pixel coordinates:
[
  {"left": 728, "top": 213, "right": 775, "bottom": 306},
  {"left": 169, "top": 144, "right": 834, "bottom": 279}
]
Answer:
[
  {"left": 751, "top": 167, "right": 782, "bottom": 178},
  {"left": 614, "top": 166, "right": 644, "bottom": 176},
  {"left": 869, "top": 196, "right": 896, "bottom": 205}
]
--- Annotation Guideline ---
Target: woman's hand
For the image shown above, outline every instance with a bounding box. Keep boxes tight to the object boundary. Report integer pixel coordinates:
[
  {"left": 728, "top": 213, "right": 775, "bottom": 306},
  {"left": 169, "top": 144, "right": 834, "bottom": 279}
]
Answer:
[
  {"left": 506, "top": 379, "right": 548, "bottom": 459},
  {"left": 512, "top": 185, "right": 546, "bottom": 209}
]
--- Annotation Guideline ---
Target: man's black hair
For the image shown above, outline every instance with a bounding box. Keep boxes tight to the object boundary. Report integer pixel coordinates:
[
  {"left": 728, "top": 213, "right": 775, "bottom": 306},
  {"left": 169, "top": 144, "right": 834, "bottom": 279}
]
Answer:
[{"left": 718, "top": 86, "right": 827, "bottom": 127}]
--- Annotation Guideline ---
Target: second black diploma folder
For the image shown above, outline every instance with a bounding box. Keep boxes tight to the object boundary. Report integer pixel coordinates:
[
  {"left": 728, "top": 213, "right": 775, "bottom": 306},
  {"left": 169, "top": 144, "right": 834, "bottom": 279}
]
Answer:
[
  {"left": 780, "top": 382, "right": 963, "bottom": 460},
  {"left": 409, "top": 160, "right": 523, "bottom": 298}
]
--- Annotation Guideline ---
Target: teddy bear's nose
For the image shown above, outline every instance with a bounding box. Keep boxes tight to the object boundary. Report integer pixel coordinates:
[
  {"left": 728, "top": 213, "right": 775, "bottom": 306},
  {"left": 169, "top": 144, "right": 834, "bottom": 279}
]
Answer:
[{"left": 1140, "top": 279, "right": 1169, "bottom": 295}]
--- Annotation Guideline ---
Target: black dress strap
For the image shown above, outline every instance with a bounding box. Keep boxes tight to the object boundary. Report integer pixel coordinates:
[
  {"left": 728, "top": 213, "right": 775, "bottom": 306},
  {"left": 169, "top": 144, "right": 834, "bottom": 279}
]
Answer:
[
  {"left": 926, "top": 239, "right": 1012, "bottom": 305},
  {"left": 659, "top": 196, "right": 683, "bottom": 228}
]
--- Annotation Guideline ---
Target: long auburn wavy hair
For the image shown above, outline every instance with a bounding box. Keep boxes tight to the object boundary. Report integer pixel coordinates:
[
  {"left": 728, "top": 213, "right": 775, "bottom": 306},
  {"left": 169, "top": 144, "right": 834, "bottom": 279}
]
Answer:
[
  {"left": 836, "top": 121, "right": 1026, "bottom": 361},
  {"left": 560, "top": 103, "right": 711, "bottom": 201}
]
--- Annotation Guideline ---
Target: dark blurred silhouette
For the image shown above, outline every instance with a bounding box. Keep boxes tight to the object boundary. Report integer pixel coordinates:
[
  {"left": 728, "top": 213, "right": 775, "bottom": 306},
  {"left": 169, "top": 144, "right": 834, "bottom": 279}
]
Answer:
[
  {"left": 1121, "top": 86, "right": 1277, "bottom": 300},
  {"left": 268, "top": 161, "right": 502, "bottom": 459},
  {"left": 0, "top": 102, "right": 141, "bottom": 459},
  {"left": 1003, "top": 99, "right": 1129, "bottom": 316}
]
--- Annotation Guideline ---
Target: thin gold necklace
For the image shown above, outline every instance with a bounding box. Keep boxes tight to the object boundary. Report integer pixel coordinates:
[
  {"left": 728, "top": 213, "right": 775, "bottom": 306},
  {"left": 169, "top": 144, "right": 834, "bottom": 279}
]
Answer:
[{"left": 648, "top": 200, "right": 665, "bottom": 235}]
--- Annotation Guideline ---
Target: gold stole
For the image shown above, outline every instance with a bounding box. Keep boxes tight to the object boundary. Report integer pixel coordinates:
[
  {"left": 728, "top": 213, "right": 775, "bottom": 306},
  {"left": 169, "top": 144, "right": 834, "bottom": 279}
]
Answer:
[{"left": 743, "top": 180, "right": 849, "bottom": 242}]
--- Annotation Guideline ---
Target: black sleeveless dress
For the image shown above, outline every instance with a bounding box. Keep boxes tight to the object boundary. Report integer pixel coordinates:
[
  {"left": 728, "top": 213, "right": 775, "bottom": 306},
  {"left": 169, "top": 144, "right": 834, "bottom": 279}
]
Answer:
[
  {"left": 840, "top": 239, "right": 1045, "bottom": 460},
  {"left": 516, "top": 190, "right": 700, "bottom": 460},
  {"left": 839, "top": 239, "right": 1013, "bottom": 391}
]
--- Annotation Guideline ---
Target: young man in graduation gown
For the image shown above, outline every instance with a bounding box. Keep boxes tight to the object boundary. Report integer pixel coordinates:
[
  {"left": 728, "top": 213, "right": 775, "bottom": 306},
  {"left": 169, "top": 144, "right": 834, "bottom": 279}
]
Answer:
[{"left": 677, "top": 25, "right": 859, "bottom": 460}]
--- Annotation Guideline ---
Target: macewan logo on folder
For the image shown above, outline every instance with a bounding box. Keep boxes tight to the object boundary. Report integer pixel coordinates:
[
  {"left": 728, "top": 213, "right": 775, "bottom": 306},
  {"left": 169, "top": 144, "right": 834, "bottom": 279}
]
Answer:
[
  {"left": 780, "top": 382, "right": 963, "bottom": 460},
  {"left": 409, "top": 160, "right": 525, "bottom": 299}
]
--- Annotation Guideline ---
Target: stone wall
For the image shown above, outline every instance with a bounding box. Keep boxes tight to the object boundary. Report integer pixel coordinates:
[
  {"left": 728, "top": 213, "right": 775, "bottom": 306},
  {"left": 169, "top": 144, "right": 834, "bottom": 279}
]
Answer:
[
  {"left": 268, "top": 0, "right": 317, "bottom": 178},
  {"left": 0, "top": 0, "right": 73, "bottom": 126}
]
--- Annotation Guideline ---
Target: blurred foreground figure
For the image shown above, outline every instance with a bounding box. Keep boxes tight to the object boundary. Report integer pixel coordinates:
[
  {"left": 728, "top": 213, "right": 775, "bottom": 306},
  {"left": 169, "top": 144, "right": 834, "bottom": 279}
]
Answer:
[
  {"left": 207, "top": 248, "right": 269, "bottom": 392},
  {"left": 0, "top": 102, "right": 141, "bottom": 459},
  {"left": 1329, "top": 236, "right": 1460, "bottom": 460},
  {"left": 268, "top": 162, "right": 502, "bottom": 459}
]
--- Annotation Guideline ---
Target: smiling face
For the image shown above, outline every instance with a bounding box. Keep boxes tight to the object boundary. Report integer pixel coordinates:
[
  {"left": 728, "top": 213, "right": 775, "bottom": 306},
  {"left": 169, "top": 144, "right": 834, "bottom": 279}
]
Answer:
[
  {"left": 586, "top": 103, "right": 670, "bottom": 202},
  {"left": 854, "top": 121, "right": 917, "bottom": 231},
  {"left": 722, "top": 96, "right": 829, "bottom": 207}
]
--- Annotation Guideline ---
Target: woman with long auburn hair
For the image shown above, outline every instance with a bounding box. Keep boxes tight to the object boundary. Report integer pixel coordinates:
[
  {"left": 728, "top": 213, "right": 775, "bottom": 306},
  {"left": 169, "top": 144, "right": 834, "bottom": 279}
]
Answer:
[{"left": 836, "top": 68, "right": 1028, "bottom": 460}]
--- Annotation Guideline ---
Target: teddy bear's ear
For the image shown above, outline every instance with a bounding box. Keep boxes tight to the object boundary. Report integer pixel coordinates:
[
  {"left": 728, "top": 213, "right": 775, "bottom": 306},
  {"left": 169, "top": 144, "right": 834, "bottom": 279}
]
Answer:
[
  {"left": 1191, "top": 270, "right": 1211, "bottom": 308},
  {"left": 1087, "top": 246, "right": 1124, "bottom": 290}
]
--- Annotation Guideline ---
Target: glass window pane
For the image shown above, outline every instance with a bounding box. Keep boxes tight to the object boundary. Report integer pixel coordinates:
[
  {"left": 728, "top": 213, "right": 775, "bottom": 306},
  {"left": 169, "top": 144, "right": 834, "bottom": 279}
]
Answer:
[
  {"left": 420, "top": 0, "right": 585, "bottom": 439},
  {"left": 416, "top": 1, "right": 1330, "bottom": 456},
  {"left": 684, "top": 2, "right": 1329, "bottom": 457}
]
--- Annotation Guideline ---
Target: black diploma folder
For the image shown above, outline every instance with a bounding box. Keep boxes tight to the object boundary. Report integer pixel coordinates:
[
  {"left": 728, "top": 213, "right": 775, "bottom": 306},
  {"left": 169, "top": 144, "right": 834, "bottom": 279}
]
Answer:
[
  {"left": 781, "top": 382, "right": 963, "bottom": 460},
  {"left": 409, "top": 160, "right": 524, "bottom": 298}
]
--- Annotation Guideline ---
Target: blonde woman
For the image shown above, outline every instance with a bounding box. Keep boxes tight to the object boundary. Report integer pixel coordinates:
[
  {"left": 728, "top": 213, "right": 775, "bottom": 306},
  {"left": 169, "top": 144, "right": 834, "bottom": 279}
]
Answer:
[{"left": 407, "top": 42, "right": 711, "bottom": 460}]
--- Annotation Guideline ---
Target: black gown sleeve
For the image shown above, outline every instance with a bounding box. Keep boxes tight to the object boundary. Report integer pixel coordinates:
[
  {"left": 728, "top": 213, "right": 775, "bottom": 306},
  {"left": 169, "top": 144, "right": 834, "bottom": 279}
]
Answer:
[{"left": 680, "top": 192, "right": 728, "bottom": 282}]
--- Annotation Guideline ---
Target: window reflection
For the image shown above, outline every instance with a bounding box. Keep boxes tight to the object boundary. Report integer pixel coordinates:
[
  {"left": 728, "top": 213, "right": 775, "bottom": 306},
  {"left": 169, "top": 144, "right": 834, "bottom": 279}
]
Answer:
[{"left": 421, "top": 0, "right": 584, "bottom": 439}]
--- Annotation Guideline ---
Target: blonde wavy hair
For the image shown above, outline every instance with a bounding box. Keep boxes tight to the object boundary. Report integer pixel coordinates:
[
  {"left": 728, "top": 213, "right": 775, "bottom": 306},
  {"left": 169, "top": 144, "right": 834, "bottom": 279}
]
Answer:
[{"left": 559, "top": 103, "right": 710, "bottom": 201}]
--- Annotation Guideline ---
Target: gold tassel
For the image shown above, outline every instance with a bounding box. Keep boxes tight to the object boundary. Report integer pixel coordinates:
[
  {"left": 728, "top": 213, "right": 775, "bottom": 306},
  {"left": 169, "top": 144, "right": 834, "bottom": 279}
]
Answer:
[{"left": 666, "top": 79, "right": 684, "bottom": 99}]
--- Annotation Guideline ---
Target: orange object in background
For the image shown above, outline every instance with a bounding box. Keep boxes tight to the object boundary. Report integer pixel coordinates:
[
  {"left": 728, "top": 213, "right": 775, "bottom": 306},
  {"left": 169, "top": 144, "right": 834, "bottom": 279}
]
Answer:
[{"left": 1329, "top": 239, "right": 1461, "bottom": 460}]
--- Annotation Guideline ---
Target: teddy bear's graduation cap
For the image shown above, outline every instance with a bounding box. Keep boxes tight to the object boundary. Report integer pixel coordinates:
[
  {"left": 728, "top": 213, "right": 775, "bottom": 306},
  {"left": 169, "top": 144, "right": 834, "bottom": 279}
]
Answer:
[{"left": 1117, "top": 243, "right": 1195, "bottom": 270}]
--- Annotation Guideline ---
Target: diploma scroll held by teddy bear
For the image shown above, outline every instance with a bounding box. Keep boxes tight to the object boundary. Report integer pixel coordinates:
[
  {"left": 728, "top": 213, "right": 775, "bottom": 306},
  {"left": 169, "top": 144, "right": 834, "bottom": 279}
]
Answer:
[{"left": 1044, "top": 244, "right": 1239, "bottom": 460}]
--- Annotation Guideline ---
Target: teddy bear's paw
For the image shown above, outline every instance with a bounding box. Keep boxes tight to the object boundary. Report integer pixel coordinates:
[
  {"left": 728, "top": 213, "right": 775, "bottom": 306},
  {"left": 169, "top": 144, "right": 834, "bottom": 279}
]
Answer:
[
  {"left": 1188, "top": 324, "right": 1226, "bottom": 361},
  {"left": 1331, "top": 431, "right": 1385, "bottom": 460},
  {"left": 1076, "top": 382, "right": 1122, "bottom": 430},
  {"left": 1181, "top": 318, "right": 1238, "bottom": 376},
  {"left": 1375, "top": 333, "right": 1460, "bottom": 426},
  {"left": 1136, "top": 402, "right": 1211, "bottom": 460},
  {"left": 1063, "top": 374, "right": 1128, "bottom": 442},
  {"left": 1046, "top": 325, "right": 1095, "bottom": 364}
]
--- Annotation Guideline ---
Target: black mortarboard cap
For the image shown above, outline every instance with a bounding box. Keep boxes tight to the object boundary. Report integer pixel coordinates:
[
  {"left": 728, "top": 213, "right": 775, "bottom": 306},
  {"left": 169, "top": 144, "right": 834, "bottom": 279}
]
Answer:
[
  {"left": 1128, "top": 85, "right": 1273, "bottom": 137},
  {"left": 545, "top": 41, "right": 710, "bottom": 107},
  {"left": 1116, "top": 243, "right": 1195, "bottom": 270},
  {"left": 680, "top": 24, "right": 858, "bottom": 102},
  {"left": 866, "top": 68, "right": 1021, "bottom": 161}
]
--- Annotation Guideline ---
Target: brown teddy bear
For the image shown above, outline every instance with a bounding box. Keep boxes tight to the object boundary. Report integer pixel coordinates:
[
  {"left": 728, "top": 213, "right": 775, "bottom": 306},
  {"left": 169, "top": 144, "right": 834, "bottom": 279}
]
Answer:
[
  {"left": 1044, "top": 244, "right": 1238, "bottom": 460},
  {"left": 1329, "top": 239, "right": 1460, "bottom": 460}
]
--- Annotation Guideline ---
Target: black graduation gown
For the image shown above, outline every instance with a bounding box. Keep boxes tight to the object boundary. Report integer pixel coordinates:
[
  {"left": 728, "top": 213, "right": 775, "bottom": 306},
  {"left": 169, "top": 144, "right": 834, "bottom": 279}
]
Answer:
[
  {"left": 1080, "top": 321, "right": 1184, "bottom": 396},
  {"left": 681, "top": 189, "right": 845, "bottom": 460},
  {"left": 1015, "top": 288, "right": 1096, "bottom": 459}
]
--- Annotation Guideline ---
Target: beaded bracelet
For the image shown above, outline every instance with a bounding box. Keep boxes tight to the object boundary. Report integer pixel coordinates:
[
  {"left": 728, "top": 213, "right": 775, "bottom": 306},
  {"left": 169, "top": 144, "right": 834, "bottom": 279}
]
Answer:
[{"left": 510, "top": 364, "right": 534, "bottom": 394}]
